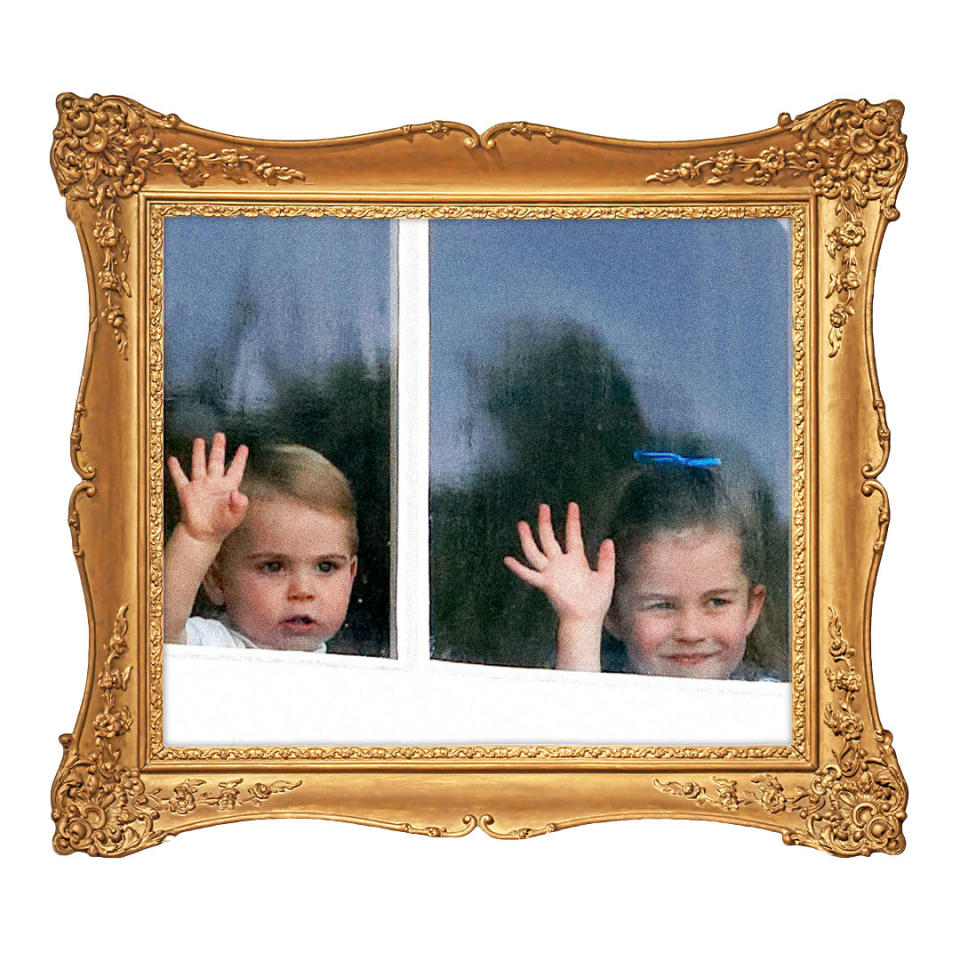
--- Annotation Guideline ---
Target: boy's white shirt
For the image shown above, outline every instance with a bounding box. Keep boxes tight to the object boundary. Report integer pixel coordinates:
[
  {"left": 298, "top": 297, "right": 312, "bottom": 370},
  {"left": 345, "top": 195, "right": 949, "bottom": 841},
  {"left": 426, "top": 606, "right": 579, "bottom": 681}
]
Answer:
[{"left": 184, "top": 616, "right": 328, "bottom": 653}]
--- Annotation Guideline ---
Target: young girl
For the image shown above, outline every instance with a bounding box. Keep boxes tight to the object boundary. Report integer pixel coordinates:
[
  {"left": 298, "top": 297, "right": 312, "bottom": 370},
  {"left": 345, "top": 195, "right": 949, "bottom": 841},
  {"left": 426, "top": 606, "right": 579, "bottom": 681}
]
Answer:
[
  {"left": 165, "top": 432, "right": 358, "bottom": 652},
  {"left": 504, "top": 454, "right": 772, "bottom": 681}
]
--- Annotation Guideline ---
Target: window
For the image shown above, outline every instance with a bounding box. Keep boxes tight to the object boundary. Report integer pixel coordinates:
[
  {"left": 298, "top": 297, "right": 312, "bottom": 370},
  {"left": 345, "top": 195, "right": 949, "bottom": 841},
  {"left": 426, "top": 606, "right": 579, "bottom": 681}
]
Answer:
[{"left": 162, "top": 212, "right": 793, "bottom": 748}]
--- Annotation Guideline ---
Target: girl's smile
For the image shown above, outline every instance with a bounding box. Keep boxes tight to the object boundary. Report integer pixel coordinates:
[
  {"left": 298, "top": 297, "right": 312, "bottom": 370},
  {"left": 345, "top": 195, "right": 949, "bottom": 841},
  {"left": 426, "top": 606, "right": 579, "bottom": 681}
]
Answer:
[{"left": 606, "top": 527, "right": 765, "bottom": 680}]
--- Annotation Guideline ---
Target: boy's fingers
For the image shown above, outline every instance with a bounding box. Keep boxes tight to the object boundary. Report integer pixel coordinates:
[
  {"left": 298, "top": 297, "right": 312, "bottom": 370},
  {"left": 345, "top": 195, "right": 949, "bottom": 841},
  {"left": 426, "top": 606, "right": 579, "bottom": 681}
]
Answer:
[
  {"left": 228, "top": 490, "right": 249, "bottom": 517},
  {"left": 504, "top": 556, "right": 544, "bottom": 588},
  {"left": 517, "top": 520, "right": 547, "bottom": 569},
  {"left": 167, "top": 456, "right": 189, "bottom": 492},
  {"left": 565, "top": 502, "right": 584, "bottom": 554},
  {"left": 208, "top": 432, "right": 226, "bottom": 475},
  {"left": 226, "top": 444, "right": 249, "bottom": 483},
  {"left": 537, "top": 504, "right": 561, "bottom": 556},
  {"left": 191, "top": 437, "right": 207, "bottom": 479}
]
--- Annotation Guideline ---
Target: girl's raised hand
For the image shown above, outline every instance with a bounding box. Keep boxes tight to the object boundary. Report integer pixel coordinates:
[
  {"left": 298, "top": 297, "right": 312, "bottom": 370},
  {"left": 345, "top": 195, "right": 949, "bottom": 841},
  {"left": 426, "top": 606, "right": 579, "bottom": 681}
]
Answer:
[
  {"left": 167, "top": 433, "right": 249, "bottom": 545},
  {"left": 504, "top": 502, "right": 615, "bottom": 627}
]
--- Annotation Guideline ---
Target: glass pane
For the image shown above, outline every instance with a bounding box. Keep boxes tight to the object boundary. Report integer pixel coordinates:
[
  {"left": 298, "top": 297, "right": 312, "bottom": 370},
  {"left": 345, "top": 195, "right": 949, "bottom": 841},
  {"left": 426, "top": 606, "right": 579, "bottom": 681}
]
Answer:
[
  {"left": 163, "top": 214, "right": 395, "bottom": 660},
  {"left": 429, "top": 217, "right": 792, "bottom": 684}
]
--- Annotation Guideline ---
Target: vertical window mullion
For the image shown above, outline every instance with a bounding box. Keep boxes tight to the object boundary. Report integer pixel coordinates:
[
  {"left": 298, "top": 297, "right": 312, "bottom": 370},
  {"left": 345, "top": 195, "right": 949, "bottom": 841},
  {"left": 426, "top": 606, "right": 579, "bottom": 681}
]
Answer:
[{"left": 395, "top": 218, "right": 431, "bottom": 667}]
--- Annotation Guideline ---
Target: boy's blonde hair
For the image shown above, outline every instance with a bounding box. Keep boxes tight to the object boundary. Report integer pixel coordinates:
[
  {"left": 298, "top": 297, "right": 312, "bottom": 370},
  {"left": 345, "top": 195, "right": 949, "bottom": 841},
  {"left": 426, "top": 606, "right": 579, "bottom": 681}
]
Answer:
[{"left": 239, "top": 444, "right": 358, "bottom": 553}]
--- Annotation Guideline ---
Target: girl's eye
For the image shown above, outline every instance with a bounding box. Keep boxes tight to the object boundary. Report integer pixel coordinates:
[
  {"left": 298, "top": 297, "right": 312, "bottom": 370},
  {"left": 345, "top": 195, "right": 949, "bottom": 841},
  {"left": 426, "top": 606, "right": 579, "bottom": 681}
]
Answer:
[
  {"left": 646, "top": 600, "right": 674, "bottom": 611},
  {"left": 259, "top": 561, "right": 283, "bottom": 574}
]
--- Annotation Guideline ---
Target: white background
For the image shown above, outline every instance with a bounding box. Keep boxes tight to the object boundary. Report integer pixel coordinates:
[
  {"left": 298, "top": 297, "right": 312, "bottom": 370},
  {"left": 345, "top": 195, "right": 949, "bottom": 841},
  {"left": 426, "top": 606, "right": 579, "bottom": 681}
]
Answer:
[{"left": 3, "top": 4, "right": 955, "bottom": 956}]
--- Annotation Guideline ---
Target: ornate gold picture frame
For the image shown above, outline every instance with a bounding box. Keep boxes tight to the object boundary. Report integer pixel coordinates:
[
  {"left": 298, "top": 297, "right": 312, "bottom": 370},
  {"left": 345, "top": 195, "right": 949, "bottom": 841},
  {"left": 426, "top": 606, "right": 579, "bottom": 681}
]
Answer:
[{"left": 50, "top": 93, "right": 907, "bottom": 857}]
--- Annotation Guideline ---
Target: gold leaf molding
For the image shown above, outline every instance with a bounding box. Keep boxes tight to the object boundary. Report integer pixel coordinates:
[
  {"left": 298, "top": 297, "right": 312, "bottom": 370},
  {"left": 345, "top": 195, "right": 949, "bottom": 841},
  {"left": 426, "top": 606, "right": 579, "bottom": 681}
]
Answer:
[
  {"left": 52, "top": 606, "right": 302, "bottom": 857},
  {"left": 654, "top": 607, "right": 906, "bottom": 857}
]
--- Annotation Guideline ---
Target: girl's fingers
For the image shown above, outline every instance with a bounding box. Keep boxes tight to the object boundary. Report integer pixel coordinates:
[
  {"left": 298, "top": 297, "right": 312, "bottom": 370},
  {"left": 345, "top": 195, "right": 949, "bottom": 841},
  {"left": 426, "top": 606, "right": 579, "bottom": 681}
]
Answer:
[
  {"left": 537, "top": 503, "right": 562, "bottom": 557},
  {"left": 226, "top": 443, "right": 249, "bottom": 484},
  {"left": 191, "top": 437, "right": 207, "bottom": 479},
  {"left": 167, "top": 456, "right": 189, "bottom": 492},
  {"left": 565, "top": 502, "right": 584, "bottom": 554},
  {"left": 596, "top": 538, "right": 616, "bottom": 583},
  {"left": 208, "top": 431, "right": 227, "bottom": 475},
  {"left": 504, "top": 555, "right": 544, "bottom": 588},
  {"left": 517, "top": 520, "right": 547, "bottom": 569}
]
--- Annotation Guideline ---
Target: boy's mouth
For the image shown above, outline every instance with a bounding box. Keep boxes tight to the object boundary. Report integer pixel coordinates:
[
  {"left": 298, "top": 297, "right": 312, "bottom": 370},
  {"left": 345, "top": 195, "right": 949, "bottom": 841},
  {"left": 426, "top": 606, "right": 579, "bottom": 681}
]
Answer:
[{"left": 281, "top": 615, "right": 316, "bottom": 633}]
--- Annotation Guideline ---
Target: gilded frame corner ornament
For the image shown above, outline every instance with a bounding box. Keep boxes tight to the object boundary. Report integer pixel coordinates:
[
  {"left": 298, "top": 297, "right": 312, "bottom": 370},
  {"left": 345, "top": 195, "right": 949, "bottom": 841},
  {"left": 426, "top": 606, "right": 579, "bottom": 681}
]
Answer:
[{"left": 50, "top": 92, "right": 907, "bottom": 857}]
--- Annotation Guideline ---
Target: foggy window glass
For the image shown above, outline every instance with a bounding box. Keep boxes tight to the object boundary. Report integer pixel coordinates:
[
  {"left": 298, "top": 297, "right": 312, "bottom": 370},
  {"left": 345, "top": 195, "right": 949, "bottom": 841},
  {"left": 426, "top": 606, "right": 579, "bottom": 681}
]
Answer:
[
  {"left": 163, "top": 215, "right": 395, "bottom": 659},
  {"left": 429, "top": 218, "right": 792, "bottom": 681}
]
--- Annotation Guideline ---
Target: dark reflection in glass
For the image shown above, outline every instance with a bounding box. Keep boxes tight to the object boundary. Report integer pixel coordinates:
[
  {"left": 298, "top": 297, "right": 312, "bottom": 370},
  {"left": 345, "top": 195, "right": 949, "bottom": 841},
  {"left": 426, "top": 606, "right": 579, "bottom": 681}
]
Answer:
[
  {"left": 429, "top": 218, "right": 791, "bottom": 679},
  {"left": 164, "top": 215, "right": 393, "bottom": 657}
]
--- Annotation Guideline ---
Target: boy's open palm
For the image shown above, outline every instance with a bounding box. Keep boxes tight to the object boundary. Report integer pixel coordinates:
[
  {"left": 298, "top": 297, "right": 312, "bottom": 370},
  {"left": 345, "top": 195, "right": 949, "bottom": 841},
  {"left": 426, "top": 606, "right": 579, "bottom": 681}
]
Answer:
[
  {"left": 505, "top": 502, "right": 615, "bottom": 626},
  {"left": 168, "top": 433, "right": 249, "bottom": 545}
]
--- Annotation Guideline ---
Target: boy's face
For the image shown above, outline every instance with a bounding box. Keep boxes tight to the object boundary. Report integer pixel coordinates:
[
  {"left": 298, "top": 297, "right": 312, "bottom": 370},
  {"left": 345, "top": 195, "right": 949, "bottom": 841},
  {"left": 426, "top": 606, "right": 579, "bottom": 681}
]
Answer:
[
  {"left": 606, "top": 527, "right": 764, "bottom": 680},
  {"left": 204, "top": 497, "right": 357, "bottom": 652}
]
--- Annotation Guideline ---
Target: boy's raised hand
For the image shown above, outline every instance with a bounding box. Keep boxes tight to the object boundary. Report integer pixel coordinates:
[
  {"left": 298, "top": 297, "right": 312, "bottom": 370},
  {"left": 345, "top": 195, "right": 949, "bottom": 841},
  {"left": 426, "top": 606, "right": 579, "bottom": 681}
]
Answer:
[
  {"left": 168, "top": 433, "right": 249, "bottom": 545},
  {"left": 504, "top": 502, "right": 615, "bottom": 627}
]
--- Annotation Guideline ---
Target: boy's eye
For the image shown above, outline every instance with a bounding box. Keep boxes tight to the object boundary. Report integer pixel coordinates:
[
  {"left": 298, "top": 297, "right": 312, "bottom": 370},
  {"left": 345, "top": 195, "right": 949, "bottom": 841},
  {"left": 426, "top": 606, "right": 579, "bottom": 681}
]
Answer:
[
  {"left": 316, "top": 560, "right": 336, "bottom": 574},
  {"left": 644, "top": 600, "right": 674, "bottom": 611},
  {"left": 708, "top": 597, "right": 731, "bottom": 608}
]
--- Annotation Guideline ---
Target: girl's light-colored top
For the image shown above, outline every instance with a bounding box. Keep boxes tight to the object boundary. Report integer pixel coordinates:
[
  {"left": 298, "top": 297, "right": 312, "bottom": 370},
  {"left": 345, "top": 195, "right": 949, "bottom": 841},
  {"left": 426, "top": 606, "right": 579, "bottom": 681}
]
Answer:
[{"left": 184, "top": 616, "right": 328, "bottom": 653}]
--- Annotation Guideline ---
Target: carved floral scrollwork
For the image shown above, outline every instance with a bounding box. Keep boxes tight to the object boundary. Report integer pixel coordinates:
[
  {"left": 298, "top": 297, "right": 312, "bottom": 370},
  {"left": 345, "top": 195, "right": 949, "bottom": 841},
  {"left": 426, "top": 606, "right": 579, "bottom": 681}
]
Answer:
[
  {"left": 300, "top": 814, "right": 561, "bottom": 839},
  {"left": 645, "top": 146, "right": 789, "bottom": 187},
  {"left": 400, "top": 120, "right": 452, "bottom": 141},
  {"left": 146, "top": 777, "right": 302, "bottom": 816},
  {"left": 645, "top": 99, "right": 906, "bottom": 356},
  {"left": 783, "top": 100, "right": 906, "bottom": 220},
  {"left": 652, "top": 776, "right": 753, "bottom": 812},
  {"left": 477, "top": 815, "right": 558, "bottom": 839},
  {"left": 654, "top": 607, "right": 906, "bottom": 857},
  {"left": 485, "top": 121, "right": 559, "bottom": 149},
  {"left": 52, "top": 607, "right": 164, "bottom": 856},
  {"left": 786, "top": 99, "right": 906, "bottom": 356},
  {"left": 51, "top": 95, "right": 172, "bottom": 206},
  {"left": 52, "top": 606, "right": 302, "bottom": 856},
  {"left": 50, "top": 93, "right": 305, "bottom": 358},
  {"left": 152, "top": 144, "right": 305, "bottom": 187},
  {"left": 51, "top": 95, "right": 172, "bottom": 357}
]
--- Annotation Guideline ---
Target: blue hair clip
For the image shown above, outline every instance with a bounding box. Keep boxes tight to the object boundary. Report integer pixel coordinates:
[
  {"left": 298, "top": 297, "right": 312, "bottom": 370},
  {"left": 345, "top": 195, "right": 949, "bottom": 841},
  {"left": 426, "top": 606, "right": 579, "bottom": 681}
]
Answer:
[{"left": 633, "top": 449, "right": 722, "bottom": 468}]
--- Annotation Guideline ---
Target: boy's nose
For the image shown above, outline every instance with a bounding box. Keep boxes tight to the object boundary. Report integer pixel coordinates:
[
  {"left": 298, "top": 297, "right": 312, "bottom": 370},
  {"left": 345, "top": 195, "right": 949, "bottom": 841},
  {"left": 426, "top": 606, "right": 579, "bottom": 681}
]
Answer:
[{"left": 288, "top": 572, "right": 316, "bottom": 600}]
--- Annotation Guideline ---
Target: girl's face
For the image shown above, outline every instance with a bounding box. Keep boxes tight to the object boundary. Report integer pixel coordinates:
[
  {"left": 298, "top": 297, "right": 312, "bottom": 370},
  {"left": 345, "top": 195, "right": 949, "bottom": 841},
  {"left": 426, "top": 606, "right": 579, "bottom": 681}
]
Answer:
[{"left": 606, "top": 527, "right": 765, "bottom": 680}]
